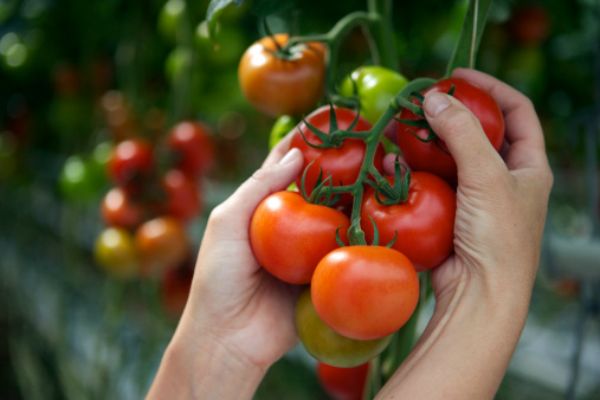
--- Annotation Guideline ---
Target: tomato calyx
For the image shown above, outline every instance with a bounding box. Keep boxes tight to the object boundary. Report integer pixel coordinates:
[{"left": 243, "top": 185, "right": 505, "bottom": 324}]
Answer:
[
  {"left": 299, "top": 161, "right": 341, "bottom": 207},
  {"left": 300, "top": 103, "right": 366, "bottom": 150},
  {"left": 367, "top": 157, "right": 411, "bottom": 206}
]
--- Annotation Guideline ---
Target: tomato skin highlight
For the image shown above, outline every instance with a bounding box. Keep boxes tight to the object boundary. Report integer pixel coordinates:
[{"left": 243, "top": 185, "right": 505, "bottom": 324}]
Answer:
[
  {"left": 135, "top": 217, "right": 189, "bottom": 277},
  {"left": 396, "top": 78, "right": 505, "bottom": 182},
  {"left": 291, "top": 106, "right": 384, "bottom": 199},
  {"left": 238, "top": 34, "right": 326, "bottom": 117},
  {"left": 295, "top": 289, "right": 390, "bottom": 368},
  {"left": 250, "top": 191, "right": 350, "bottom": 284},
  {"left": 101, "top": 187, "right": 145, "bottom": 229},
  {"left": 317, "top": 362, "right": 369, "bottom": 400},
  {"left": 108, "top": 139, "right": 153, "bottom": 187},
  {"left": 311, "top": 246, "right": 419, "bottom": 340},
  {"left": 361, "top": 172, "right": 456, "bottom": 271}
]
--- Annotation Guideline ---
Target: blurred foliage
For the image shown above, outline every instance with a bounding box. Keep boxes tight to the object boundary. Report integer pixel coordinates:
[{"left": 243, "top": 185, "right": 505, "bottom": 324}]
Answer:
[{"left": 0, "top": 0, "right": 598, "bottom": 399}]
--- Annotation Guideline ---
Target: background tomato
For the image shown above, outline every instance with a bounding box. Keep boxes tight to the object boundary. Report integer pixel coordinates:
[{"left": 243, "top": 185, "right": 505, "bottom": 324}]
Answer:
[
  {"left": 361, "top": 172, "right": 455, "bottom": 271},
  {"left": 238, "top": 34, "right": 325, "bottom": 117},
  {"left": 94, "top": 228, "right": 139, "bottom": 279},
  {"left": 168, "top": 121, "right": 214, "bottom": 177},
  {"left": 295, "top": 289, "right": 390, "bottom": 368},
  {"left": 135, "top": 217, "right": 189, "bottom": 277},
  {"left": 108, "top": 138, "right": 154, "bottom": 188},
  {"left": 161, "top": 260, "right": 194, "bottom": 318},
  {"left": 340, "top": 65, "right": 408, "bottom": 124},
  {"left": 101, "top": 187, "right": 145, "bottom": 230},
  {"left": 162, "top": 169, "right": 202, "bottom": 221},
  {"left": 250, "top": 191, "right": 349, "bottom": 284},
  {"left": 291, "top": 106, "right": 383, "bottom": 198},
  {"left": 396, "top": 78, "right": 505, "bottom": 182},
  {"left": 317, "top": 362, "right": 369, "bottom": 400},
  {"left": 312, "top": 246, "right": 419, "bottom": 340},
  {"left": 59, "top": 155, "right": 101, "bottom": 202}
]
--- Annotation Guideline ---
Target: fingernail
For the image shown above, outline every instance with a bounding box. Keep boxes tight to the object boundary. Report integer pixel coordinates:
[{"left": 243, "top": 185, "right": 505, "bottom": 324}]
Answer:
[
  {"left": 424, "top": 93, "right": 451, "bottom": 117},
  {"left": 278, "top": 148, "right": 301, "bottom": 165}
]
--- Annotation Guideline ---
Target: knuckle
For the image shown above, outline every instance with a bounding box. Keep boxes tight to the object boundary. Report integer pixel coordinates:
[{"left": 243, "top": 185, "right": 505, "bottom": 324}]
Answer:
[
  {"left": 250, "top": 167, "right": 271, "bottom": 183},
  {"left": 439, "top": 108, "right": 480, "bottom": 137},
  {"left": 208, "top": 204, "right": 229, "bottom": 226}
]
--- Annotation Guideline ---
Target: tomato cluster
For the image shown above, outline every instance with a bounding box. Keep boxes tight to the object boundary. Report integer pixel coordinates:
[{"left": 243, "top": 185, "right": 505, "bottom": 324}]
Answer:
[{"left": 93, "top": 117, "right": 213, "bottom": 317}]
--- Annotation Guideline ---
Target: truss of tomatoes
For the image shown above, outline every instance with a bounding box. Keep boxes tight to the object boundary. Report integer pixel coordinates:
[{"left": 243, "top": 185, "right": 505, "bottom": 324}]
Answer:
[
  {"left": 249, "top": 76, "right": 505, "bottom": 367},
  {"left": 94, "top": 120, "right": 214, "bottom": 315}
]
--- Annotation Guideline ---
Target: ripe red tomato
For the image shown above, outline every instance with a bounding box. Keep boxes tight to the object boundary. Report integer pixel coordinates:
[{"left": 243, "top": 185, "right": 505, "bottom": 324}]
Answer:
[
  {"left": 291, "top": 106, "right": 384, "bottom": 198},
  {"left": 396, "top": 78, "right": 505, "bottom": 182},
  {"left": 312, "top": 246, "right": 419, "bottom": 340},
  {"left": 108, "top": 139, "right": 153, "bottom": 187},
  {"left": 361, "top": 172, "right": 456, "bottom": 271},
  {"left": 238, "top": 33, "right": 326, "bottom": 117},
  {"left": 296, "top": 289, "right": 390, "bottom": 368},
  {"left": 317, "top": 362, "right": 369, "bottom": 400},
  {"left": 168, "top": 121, "right": 214, "bottom": 176},
  {"left": 162, "top": 169, "right": 202, "bottom": 222},
  {"left": 101, "top": 187, "right": 145, "bottom": 229},
  {"left": 161, "top": 260, "right": 194, "bottom": 317},
  {"left": 250, "top": 191, "right": 350, "bottom": 284},
  {"left": 135, "top": 217, "right": 189, "bottom": 277}
]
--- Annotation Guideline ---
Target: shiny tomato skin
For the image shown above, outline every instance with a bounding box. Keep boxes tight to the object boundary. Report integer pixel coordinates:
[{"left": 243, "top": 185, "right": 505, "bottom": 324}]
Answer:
[
  {"left": 101, "top": 187, "right": 145, "bottom": 229},
  {"left": 162, "top": 169, "right": 202, "bottom": 221},
  {"left": 135, "top": 217, "right": 189, "bottom": 277},
  {"left": 296, "top": 289, "right": 390, "bottom": 368},
  {"left": 291, "top": 106, "right": 384, "bottom": 198},
  {"left": 108, "top": 139, "right": 153, "bottom": 187},
  {"left": 396, "top": 78, "right": 505, "bottom": 182},
  {"left": 312, "top": 246, "right": 419, "bottom": 340},
  {"left": 317, "top": 362, "right": 369, "bottom": 400},
  {"left": 168, "top": 121, "right": 214, "bottom": 176},
  {"left": 238, "top": 34, "right": 326, "bottom": 117},
  {"left": 361, "top": 172, "right": 456, "bottom": 271},
  {"left": 250, "top": 191, "right": 350, "bottom": 284}
]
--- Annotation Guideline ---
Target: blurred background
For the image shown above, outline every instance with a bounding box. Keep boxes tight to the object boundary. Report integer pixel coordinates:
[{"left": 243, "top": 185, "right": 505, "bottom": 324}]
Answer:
[{"left": 0, "top": 0, "right": 599, "bottom": 398}]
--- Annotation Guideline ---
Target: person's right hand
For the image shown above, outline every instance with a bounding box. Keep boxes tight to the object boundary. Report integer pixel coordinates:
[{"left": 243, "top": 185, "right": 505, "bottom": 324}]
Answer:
[{"left": 377, "top": 69, "right": 553, "bottom": 399}]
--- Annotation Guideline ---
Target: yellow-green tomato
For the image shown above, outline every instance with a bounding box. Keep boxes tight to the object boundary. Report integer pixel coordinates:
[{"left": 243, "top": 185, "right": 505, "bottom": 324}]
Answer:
[
  {"left": 269, "top": 115, "right": 297, "bottom": 149},
  {"left": 295, "top": 289, "right": 390, "bottom": 367},
  {"left": 95, "top": 228, "right": 139, "bottom": 279},
  {"left": 340, "top": 66, "right": 408, "bottom": 124}
]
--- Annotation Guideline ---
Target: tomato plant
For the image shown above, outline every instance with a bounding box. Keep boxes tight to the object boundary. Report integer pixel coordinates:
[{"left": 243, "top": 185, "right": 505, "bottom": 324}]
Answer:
[
  {"left": 238, "top": 33, "right": 326, "bottom": 117},
  {"left": 108, "top": 138, "right": 154, "bottom": 188},
  {"left": 340, "top": 65, "right": 408, "bottom": 124},
  {"left": 162, "top": 169, "right": 202, "bottom": 222},
  {"left": 168, "top": 121, "right": 214, "bottom": 177},
  {"left": 361, "top": 172, "right": 456, "bottom": 271},
  {"left": 291, "top": 106, "right": 384, "bottom": 198},
  {"left": 135, "top": 217, "right": 189, "bottom": 277},
  {"left": 317, "top": 362, "right": 369, "bottom": 400},
  {"left": 250, "top": 191, "right": 350, "bottom": 284},
  {"left": 101, "top": 187, "right": 145, "bottom": 230},
  {"left": 396, "top": 78, "right": 505, "bottom": 182},
  {"left": 296, "top": 289, "right": 390, "bottom": 368},
  {"left": 94, "top": 227, "right": 138, "bottom": 279},
  {"left": 311, "top": 246, "right": 419, "bottom": 340}
]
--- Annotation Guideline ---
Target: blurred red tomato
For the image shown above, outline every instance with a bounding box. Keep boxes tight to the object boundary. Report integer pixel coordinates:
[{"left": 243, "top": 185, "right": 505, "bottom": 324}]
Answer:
[
  {"left": 135, "top": 217, "right": 189, "bottom": 277},
  {"left": 317, "top": 362, "right": 369, "bottom": 400},
  {"left": 168, "top": 121, "right": 215, "bottom": 176},
  {"left": 161, "top": 261, "right": 194, "bottom": 317},
  {"left": 108, "top": 138, "right": 153, "bottom": 189},
  {"left": 101, "top": 187, "right": 145, "bottom": 229},
  {"left": 162, "top": 169, "right": 202, "bottom": 221}
]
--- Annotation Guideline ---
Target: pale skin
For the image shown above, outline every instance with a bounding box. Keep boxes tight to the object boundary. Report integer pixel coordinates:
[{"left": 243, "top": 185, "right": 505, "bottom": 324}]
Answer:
[{"left": 147, "top": 69, "right": 553, "bottom": 400}]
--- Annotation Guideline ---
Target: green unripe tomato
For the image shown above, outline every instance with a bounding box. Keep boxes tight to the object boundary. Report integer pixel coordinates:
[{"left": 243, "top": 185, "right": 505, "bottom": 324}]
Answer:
[
  {"left": 295, "top": 289, "right": 390, "bottom": 368},
  {"left": 340, "top": 66, "right": 408, "bottom": 124},
  {"left": 158, "top": 0, "right": 186, "bottom": 42},
  {"left": 269, "top": 115, "right": 297, "bottom": 150},
  {"left": 59, "top": 155, "right": 101, "bottom": 202}
]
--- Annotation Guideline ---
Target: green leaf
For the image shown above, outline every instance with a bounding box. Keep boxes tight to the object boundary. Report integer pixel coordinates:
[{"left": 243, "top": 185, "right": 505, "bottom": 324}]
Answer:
[
  {"left": 206, "top": 0, "right": 243, "bottom": 28},
  {"left": 446, "top": 0, "right": 493, "bottom": 75}
]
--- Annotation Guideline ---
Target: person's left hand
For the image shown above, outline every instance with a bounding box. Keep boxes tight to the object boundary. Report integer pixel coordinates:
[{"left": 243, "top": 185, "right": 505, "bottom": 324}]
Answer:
[{"left": 148, "top": 136, "right": 303, "bottom": 399}]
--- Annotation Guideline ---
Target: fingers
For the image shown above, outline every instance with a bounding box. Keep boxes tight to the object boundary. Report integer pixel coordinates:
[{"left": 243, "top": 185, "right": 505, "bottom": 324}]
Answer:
[
  {"left": 451, "top": 68, "right": 549, "bottom": 171},
  {"left": 208, "top": 148, "right": 303, "bottom": 239},
  {"left": 423, "top": 92, "right": 506, "bottom": 183},
  {"left": 262, "top": 127, "right": 297, "bottom": 167}
]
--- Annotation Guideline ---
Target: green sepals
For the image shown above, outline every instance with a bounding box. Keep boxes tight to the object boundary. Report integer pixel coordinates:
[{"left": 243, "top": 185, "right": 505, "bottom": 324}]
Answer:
[
  {"left": 335, "top": 227, "right": 346, "bottom": 247},
  {"left": 372, "top": 158, "right": 411, "bottom": 206},
  {"left": 327, "top": 101, "right": 338, "bottom": 132},
  {"left": 369, "top": 216, "right": 380, "bottom": 246},
  {"left": 300, "top": 161, "right": 340, "bottom": 207},
  {"left": 299, "top": 118, "right": 331, "bottom": 149},
  {"left": 447, "top": 84, "right": 456, "bottom": 97},
  {"left": 385, "top": 231, "right": 398, "bottom": 248},
  {"left": 299, "top": 160, "right": 317, "bottom": 201}
]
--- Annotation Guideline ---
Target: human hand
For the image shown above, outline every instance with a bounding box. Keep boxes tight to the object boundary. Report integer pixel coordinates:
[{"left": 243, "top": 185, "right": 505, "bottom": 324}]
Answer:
[
  {"left": 148, "top": 136, "right": 303, "bottom": 399},
  {"left": 378, "top": 69, "right": 553, "bottom": 399}
]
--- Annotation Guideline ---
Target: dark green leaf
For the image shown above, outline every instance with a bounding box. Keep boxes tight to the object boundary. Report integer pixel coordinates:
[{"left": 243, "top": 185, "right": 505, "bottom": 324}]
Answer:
[
  {"left": 446, "top": 0, "right": 493, "bottom": 75},
  {"left": 206, "top": 0, "right": 243, "bottom": 27}
]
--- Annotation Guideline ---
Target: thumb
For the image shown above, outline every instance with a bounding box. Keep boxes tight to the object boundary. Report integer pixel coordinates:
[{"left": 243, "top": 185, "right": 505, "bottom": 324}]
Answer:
[
  {"left": 423, "top": 92, "right": 506, "bottom": 182},
  {"left": 208, "top": 148, "right": 303, "bottom": 237}
]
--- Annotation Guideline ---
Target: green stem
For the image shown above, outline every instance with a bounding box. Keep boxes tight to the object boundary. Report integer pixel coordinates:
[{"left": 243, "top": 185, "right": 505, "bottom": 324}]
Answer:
[{"left": 367, "top": 0, "right": 398, "bottom": 70}]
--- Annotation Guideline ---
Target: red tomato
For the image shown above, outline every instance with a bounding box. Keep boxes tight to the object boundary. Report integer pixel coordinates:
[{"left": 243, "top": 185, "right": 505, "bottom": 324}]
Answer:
[
  {"left": 361, "top": 172, "right": 455, "bottom": 271},
  {"left": 161, "top": 260, "right": 194, "bottom": 317},
  {"left": 101, "top": 187, "right": 145, "bottom": 229},
  {"left": 250, "top": 191, "right": 350, "bottom": 284},
  {"left": 312, "top": 246, "right": 419, "bottom": 340},
  {"left": 135, "top": 217, "right": 189, "bottom": 277},
  {"left": 396, "top": 78, "right": 505, "bottom": 182},
  {"left": 291, "top": 106, "right": 384, "bottom": 198},
  {"left": 317, "top": 362, "right": 369, "bottom": 400},
  {"left": 162, "top": 169, "right": 202, "bottom": 221},
  {"left": 168, "top": 121, "right": 215, "bottom": 176},
  {"left": 108, "top": 139, "right": 153, "bottom": 187}
]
